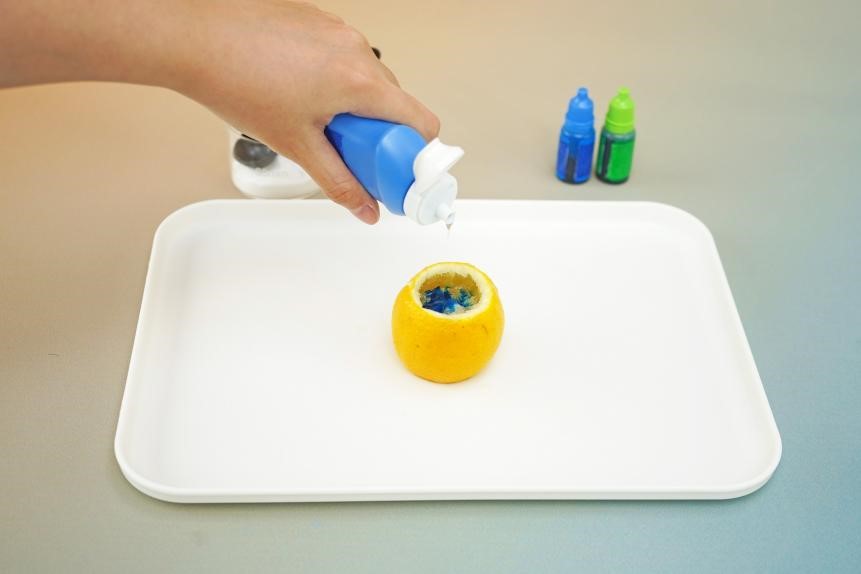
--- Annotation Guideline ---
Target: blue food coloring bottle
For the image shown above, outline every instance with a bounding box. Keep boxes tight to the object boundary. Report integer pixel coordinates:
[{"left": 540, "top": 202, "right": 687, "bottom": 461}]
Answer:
[
  {"left": 555, "top": 87, "right": 595, "bottom": 184},
  {"left": 325, "top": 114, "right": 464, "bottom": 225}
]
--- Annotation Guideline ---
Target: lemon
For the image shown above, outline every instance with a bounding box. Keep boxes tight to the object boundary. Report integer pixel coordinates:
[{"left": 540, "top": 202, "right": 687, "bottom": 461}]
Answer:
[{"left": 392, "top": 262, "right": 504, "bottom": 384}]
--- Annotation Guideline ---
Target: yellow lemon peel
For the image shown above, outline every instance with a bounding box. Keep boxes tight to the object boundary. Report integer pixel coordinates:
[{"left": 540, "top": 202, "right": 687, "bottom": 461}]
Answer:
[{"left": 391, "top": 262, "right": 504, "bottom": 384}]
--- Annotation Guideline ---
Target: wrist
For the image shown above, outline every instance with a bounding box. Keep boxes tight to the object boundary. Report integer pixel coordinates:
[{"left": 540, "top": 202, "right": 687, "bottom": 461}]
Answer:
[
  {"left": 148, "top": 1, "right": 231, "bottom": 105},
  {"left": 135, "top": 0, "right": 211, "bottom": 95},
  {"left": 100, "top": 0, "right": 206, "bottom": 93}
]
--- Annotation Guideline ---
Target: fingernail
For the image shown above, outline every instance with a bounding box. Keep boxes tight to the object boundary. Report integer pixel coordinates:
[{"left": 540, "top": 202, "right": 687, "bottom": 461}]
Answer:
[{"left": 352, "top": 205, "right": 379, "bottom": 225}]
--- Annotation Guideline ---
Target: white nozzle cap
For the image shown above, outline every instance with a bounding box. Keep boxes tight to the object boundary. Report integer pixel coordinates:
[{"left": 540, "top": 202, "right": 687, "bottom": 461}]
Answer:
[{"left": 403, "top": 138, "right": 464, "bottom": 225}]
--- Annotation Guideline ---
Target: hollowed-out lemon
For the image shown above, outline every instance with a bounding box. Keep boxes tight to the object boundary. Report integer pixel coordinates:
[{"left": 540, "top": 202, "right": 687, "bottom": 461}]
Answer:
[{"left": 391, "top": 262, "right": 504, "bottom": 384}]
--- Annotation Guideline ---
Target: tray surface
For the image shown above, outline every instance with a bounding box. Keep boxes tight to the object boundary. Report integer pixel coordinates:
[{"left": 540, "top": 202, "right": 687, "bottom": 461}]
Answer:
[{"left": 115, "top": 200, "right": 781, "bottom": 502}]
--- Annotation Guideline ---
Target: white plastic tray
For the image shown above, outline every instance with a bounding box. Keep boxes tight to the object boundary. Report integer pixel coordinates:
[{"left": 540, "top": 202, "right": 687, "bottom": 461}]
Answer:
[{"left": 115, "top": 199, "right": 781, "bottom": 502}]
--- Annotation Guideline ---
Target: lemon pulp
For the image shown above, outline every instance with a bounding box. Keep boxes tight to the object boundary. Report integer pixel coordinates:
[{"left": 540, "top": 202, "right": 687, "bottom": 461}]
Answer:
[{"left": 421, "top": 286, "right": 475, "bottom": 314}]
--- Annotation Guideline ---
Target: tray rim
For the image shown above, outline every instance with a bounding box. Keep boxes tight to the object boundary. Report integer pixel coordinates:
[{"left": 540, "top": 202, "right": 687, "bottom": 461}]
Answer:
[{"left": 114, "top": 198, "right": 782, "bottom": 503}]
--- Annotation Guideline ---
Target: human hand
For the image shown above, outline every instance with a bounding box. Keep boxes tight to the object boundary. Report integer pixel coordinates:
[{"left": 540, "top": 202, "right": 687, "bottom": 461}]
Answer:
[
  {"left": 176, "top": 0, "right": 440, "bottom": 224},
  {"left": 0, "top": 0, "right": 440, "bottom": 224}
]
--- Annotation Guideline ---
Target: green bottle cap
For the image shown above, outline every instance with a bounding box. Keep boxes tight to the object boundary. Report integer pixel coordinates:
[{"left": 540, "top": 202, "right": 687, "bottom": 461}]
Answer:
[{"left": 604, "top": 88, "right": 635, "bottom": 134}]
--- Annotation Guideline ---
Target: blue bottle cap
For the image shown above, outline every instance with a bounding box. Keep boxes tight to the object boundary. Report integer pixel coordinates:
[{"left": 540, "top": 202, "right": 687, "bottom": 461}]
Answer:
[{"left": 564, "top": 87, "right": 594, "bottom": 132}]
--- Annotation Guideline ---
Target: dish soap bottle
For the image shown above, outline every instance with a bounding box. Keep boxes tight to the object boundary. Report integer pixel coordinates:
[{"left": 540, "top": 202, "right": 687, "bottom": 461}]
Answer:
[{"left": 325, "top": 114, "right": 464, "bottom": 225}]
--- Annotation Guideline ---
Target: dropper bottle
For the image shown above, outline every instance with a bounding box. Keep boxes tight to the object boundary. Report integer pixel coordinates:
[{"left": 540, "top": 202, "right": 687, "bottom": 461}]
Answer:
[
  {"left": 595, "top": 88, "right": 636, "bottom": 184},
  {"left": 555, "top": 87, "right": 596, "bottom": 184}
]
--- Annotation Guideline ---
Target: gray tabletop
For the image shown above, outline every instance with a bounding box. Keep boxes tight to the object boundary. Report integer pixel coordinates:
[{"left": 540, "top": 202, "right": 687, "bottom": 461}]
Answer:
[{"left": 2, "top": 0, "right": 859, "bottom": 571}]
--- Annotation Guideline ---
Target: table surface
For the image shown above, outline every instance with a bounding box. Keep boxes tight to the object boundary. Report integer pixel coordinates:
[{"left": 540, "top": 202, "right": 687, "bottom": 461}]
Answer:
[{"left": 1, "top": 0, "right": 859, "bottom": 572}]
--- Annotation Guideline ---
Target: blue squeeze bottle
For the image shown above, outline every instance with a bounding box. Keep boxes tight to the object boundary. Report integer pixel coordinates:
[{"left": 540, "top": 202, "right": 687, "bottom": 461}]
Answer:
[
  {"left": 325, "top": 114, "right": 464, "bottom": 225},
  {"left": 555, "top": 87, "right": 595, "bottom": 184}
]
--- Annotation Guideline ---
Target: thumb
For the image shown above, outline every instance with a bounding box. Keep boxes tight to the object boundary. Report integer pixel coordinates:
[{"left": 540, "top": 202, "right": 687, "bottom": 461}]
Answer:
[{"left": 292, "top": 130, "right": 380, "bottom": 225}]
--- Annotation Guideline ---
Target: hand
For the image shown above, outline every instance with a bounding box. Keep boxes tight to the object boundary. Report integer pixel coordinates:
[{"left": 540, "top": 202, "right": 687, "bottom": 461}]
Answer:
[
  {"left": 0, "top": 0, "right": 441, "bottom": 224},
  {"left": 177, "top": 1, "right": 440, "bottom": 224}
]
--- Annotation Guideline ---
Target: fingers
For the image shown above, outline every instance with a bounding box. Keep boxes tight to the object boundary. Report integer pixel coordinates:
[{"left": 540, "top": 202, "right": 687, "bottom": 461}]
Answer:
[
  {"left": 350, "top": 81, "right": 440, "bottom": 142},
  {"left": 291, "top": 129, "right": 380, "bottom": 225}
]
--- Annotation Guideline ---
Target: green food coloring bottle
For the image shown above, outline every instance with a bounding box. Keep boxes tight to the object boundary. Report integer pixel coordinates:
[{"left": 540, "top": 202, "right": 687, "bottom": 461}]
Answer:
[{"left": 596, "top": 88, "right": 636, "bottom": 184}]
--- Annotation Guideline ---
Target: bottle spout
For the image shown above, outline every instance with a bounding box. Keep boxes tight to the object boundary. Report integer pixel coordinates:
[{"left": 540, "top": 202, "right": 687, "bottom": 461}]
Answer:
[
  {"left": 403, "top": 138, "right": 464, "bottom": 225},
  {"left": 436, "top": 203, "right": 456, "bottom": 226}
]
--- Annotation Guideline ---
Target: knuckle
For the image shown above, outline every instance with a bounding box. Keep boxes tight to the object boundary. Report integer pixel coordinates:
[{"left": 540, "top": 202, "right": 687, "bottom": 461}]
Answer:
[
  {"left": 322, "top": 11, "right": 344, "bottom": 24},
  {"left": 293, "top": 1, "right": 321, "bottom": 12},
  {"left": 342, "top": 25, "right": 368, "bottom": 47},
  {"left": 425, "top": 112, "right": 441, "bottom": 137}
]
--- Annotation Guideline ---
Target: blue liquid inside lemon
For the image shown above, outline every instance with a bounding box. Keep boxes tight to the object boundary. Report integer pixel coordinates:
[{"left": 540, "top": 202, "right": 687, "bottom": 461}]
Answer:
[{"left": 422, "top": 286, "right": 475, "bottom": 315}]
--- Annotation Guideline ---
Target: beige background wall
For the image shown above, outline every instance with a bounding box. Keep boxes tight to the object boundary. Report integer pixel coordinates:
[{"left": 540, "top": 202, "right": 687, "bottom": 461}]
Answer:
[{"left": 2, "top": 1, "right": 859, "bottom": 572}]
